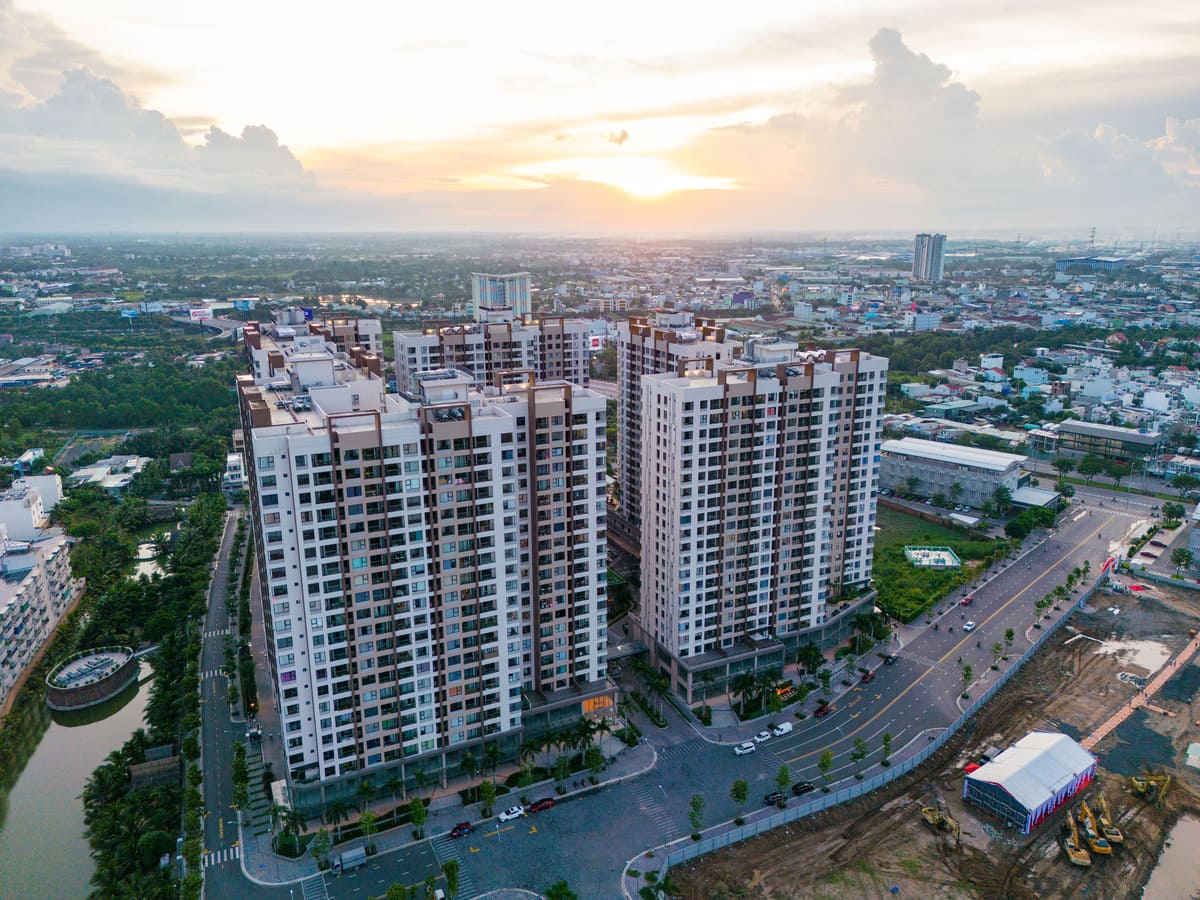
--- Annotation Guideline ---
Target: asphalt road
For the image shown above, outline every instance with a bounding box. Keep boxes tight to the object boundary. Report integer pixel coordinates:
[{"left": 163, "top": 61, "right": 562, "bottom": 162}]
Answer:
[{"left": 206, "top": 488, "right": 1155, "bottom": 898}]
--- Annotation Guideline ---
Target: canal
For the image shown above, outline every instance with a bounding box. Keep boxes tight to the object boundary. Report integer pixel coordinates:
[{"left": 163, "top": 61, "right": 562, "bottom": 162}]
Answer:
[{"left": 0, "top": 669, "right": 154, "bottom": 899}]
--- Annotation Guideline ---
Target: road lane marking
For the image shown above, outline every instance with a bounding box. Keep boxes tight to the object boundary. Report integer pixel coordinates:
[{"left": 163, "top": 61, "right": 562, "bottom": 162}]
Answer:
[{"left": 784, "top": 516, "right": 1114, "bottom": 766}]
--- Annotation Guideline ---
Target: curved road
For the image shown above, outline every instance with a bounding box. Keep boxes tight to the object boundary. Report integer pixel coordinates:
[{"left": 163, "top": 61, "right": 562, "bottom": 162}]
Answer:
[{"left": 206, "top": 490, "right": 1154, "bottom": 899}]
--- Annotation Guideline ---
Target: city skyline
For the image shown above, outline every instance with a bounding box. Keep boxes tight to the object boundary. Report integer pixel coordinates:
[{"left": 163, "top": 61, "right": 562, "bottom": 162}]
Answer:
[{"left": 0, "top": 1, "right": 1198, "bottom": 232}]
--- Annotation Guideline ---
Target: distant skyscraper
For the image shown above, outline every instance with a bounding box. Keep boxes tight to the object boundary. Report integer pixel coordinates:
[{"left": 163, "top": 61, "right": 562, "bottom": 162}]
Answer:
[
  {"left": 471, "top": 272, "right": 532, "bottom": 317},
  {"left": 912, "top": 233, "right": 946, "bottom": 282}
]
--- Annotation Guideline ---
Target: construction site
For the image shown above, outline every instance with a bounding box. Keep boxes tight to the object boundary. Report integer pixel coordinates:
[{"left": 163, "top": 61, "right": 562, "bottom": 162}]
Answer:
[{"left": 672, "top": 580, "right": 1200, "bottom": 899}]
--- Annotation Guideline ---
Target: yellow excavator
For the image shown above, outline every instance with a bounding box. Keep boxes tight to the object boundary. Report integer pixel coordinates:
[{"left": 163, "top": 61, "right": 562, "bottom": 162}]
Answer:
[
  {"left": 1131, "top": 773, "right": 1172, "bottom": 808},
  {"left": 1078, "top": 800, "right": 1113, "bottom": 855},
  {"left": 1060, "top": 809, "right": 1092, "bottom": 867},
  {"left": 1095, "top": 794, "right": 1124, "bottom": 844},
  {"left": 921, "top": 804, "right": 961, "bottom": 848}
]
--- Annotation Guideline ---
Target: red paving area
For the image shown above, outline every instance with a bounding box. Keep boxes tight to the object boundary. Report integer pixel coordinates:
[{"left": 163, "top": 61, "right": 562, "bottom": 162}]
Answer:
[{"left": 1083, "top": 634, "right": 1200, "bottom": 752}]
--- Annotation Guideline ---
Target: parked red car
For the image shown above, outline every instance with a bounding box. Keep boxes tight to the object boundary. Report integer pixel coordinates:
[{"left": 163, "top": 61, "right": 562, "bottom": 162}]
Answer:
[
  {"left": 449, "top": 822, "right": 473, "bottom": 838},
  {"left": 528, "top": 798, "right": 556, "bottom": 813},
  {"left": 960, "top": 596, "right": 974, "bottom": 606},
  {"left": 814, "top": 704, "right": 834, "bottom": 718}
]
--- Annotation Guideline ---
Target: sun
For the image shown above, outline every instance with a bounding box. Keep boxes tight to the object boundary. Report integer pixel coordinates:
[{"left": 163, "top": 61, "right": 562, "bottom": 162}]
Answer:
[
  {"left": 514, "top": 155, "right": 735, "bottom": 199},
  {"left": 581, "top": 156, "right": 735, "bottom": 198}
]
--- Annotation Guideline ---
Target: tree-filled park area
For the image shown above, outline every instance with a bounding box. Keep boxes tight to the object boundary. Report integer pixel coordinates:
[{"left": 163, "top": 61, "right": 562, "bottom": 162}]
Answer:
[{"left": 871, "top": 506, "right": 1002, "bottom": 622}]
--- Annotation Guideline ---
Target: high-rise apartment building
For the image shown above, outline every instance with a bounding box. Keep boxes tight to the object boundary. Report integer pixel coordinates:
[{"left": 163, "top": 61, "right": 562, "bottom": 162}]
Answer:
[
  {"left": 635, "top": 339, "right": 888, "bottom": 701},
  {"left": 613, "top": 311, "right": 733, "bottom": 544},
  {"left": 237, "top": 323, "right": 611, "bottom": 811},
  {"left": 471, "top": 272, "right": 532, "bottom": 317},
  {"left": 393, "top": 306, "right": 591, "bottom": 394},
  {"left": 912, "top": 233, "right": 946, "bottom": 282}
]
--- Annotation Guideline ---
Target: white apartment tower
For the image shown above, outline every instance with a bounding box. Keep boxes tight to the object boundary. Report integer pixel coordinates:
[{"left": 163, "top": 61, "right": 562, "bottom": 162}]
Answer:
[
  {"left": 637, "top": 340, "right": 888, "bottom": 700},
  {"left": 912, "top": 233, "right": 946, "bottom": 282},
  {"left": 614, "top": 311, "right": 734, "bottom": 544},
  {"left": 471, "top": 272, "right": 532, "bottom": 317},
  {"left": 393, "top": 307, "right": 591, "bottom": 394},
  {"left": 237, "top": 323, "right": 611, "bottom": 808}
]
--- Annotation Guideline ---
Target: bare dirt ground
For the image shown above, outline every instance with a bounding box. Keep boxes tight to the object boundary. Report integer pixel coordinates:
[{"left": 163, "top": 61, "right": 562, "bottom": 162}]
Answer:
[{"left": 673, "top": 583, "right": 1200, "bottom": 900}]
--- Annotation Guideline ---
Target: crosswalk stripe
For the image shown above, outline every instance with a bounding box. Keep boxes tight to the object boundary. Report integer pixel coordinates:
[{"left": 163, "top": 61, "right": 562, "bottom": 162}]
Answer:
[
  {"left": 202, "top": 845, "right": 241, "bottom": 867},
  {"left": 431, "top": 834, "right": 478, "bottom": 897}
]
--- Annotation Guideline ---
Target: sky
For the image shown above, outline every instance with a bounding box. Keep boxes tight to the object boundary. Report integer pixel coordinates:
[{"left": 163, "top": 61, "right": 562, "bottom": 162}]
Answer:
[{"left": 0, "top": 0, "right": 1198, "bottom": 234}]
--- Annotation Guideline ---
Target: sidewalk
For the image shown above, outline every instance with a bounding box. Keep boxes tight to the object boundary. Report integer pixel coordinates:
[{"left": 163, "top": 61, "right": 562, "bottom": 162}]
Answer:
[{"left": 240, "top": 734, "right": 656, "bottom": 885}]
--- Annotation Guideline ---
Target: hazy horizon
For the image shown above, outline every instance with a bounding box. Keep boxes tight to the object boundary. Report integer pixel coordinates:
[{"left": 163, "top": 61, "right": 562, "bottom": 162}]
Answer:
[{"left": 1, "top": 1, "right": 1197, "bottom": 234}]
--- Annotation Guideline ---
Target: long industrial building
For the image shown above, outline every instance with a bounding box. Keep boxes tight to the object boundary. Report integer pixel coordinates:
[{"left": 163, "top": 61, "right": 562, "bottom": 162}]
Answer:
[
  {"left": 237, "top": 322, "right": 612, "bottom": 811},
  {"left": 632, "top": 338, "right": 888, "bottom": 701},
  {"left": 879, "top": 437, "right": 1026, "bottom": 508}
]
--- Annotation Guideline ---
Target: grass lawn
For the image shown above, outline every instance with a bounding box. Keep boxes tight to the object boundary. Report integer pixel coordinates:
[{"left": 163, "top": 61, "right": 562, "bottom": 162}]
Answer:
[
  {"left": 873, "top": 506, "right": 987, "bottom": 556},
  {"left": 873, "top": 506, "right": 998, "bottom": 622}
]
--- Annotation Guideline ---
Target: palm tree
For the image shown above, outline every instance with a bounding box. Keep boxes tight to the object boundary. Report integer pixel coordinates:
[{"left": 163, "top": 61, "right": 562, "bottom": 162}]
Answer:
[
  {"left": 698, "top": 670, "right": 716, "bottom": 705},
  {"left": 412, "top": 767, "right": 429, "bottom": 799},
  {"left": 458, "top": 749, "right": 478, "bottom": 783},
  {"left": 482, "top": 742, "right": 502, "bottom": 779},
  {"left": 382, "top": 773, "right": 403, "bottom": 814},
  {"left": 357, "top": 778, "right": 377, "bottom": 815},
  {"left": 324, "top": 799, "right": 349, "bottom": 843},
  {"left": 592, "top": 717, "right": 614, "bottom": 760},
  {"left": 730, "top": 671, "right": 758, "bottom": 718}
]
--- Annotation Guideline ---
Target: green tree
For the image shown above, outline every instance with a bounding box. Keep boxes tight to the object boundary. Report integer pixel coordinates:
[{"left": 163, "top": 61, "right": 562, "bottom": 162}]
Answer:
[
  {"left": 818, "top": 750, "right": 834, "bottom": 790},
  {"left": 688, "top": 793, "right": 705, "bottom": 836},
  {"left": 386, "top": 885, "right": 407, "bottom": 900},
  {"left": 729, "top": 779, "right": 749, "bottom": 820},
  {"left": 1172, "top": 547, "right": 1194, "bottom": 573},
  {"left": 1051, "top": 457, "right": 1075, "bottom": 477},
  {"left": 482, "top": 742, "right": 502, "bottom": 778},
  {"left": 991, "top": 642, "right": 1004, "bottom": 667},
  {"left": 458, "top": 749, "right": 478, "bottom": 782},
  {"left": 906, "top": 475, "right": 921, "bottom": 497},
  {"left": 442, "top": 859, "right": 460, "bottom": 899},
  {"left": 310, "top": 828, "right": 331, "bottom": 867},
  {"left": 1163, "top": 501, "right": 1186, "bottom": 521},
  {"left": 881, "top": 732, "right": 893, "bottom": 766},
  {"left": 325, "top": 799, "right": 349, "bottom": 843},
  {"left": 478, "top": 779, "right": 497, "bottom": 816},
  {"left": 360, "top": 810, "right": 378, "bottom": 853},
  {"left": 1105, "top": 460, "right": 1131, "bottom": 488},
  {"left": 408, "top": 797, "right": 427, "bottom": 838},
  {"left": 1077, "top": 454, "right": 1105, "bottom": 484},
  {"left": 818, "top": 668, "right": 832, "bottom": 698},
  {"left": 850, "top": 738, "right": 869, "bottom": 777},
  {"left": 1172, "top": 473, "right": 1199, "bottom": 497},
  {"left": 553, "top": 754, "right": 571, "bottom": 792},
  {"left": 961, "top": 664, "right": 974, "bottom": 695},
  {"left": 992, "top": 485, "right": 1014, "bottom": 514},
  {"left": 545, "top": 881, "right": 579, "bottom": 900},
  {"left": 1004, "top": 627, "right": 1015, "bottom": 656},
  {"left": 775, "top": 765, "right": 791, "bottom": 799},
  {"left": 949, "top": 481, "right": 964, "bottom": 502}
]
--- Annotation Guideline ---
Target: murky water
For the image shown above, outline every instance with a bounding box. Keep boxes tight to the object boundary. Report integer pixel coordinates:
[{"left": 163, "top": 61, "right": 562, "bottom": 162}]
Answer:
[
  {"left": 1143, "top": 815, "right": 1200, "bottom": 899},
  {"left": 0, "top": 674, "right": 152, "bottom": 899}
]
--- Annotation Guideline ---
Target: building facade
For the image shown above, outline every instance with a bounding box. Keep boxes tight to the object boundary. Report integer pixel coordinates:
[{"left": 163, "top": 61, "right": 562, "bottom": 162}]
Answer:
[
  {"left": 880, "top": 437, "right": 1026, "bottom": 508},
  {"left": 1050, "top": 420, "right": 1164, "bottom": 462},
  {"left": 614, "top": 311, "right": 733, "bottom": 544},
  {"left": 635, "top": 340, "right": 888, "bottom": 700},
  {"left": 912, "top": 233, "right": 947, "bottom": 282},
  {"left": 0, "top": 531, "right": 83, "bottom": 711},
  {"left": 471, "top": 273, "right": 531, "bottom": 317},
  {"left": 393, "top": 307, "right": 591, "bottom": 394},
  {"left": 237, "top": 329, "right": 611, "bottom": 807}
]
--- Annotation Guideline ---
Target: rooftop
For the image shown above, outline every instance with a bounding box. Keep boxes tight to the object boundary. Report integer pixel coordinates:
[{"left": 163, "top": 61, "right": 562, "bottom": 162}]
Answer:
[{"left": 882, "top": 437, "right": 1027, "bottom": 472}]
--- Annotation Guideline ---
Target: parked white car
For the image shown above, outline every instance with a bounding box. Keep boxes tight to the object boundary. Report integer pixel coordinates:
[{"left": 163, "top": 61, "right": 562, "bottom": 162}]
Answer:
[
  {"left": 772, "top": 721, "right": 793, "bottom": 736},
  {"left": 498, "top": 805, "right": 525, "bottom": 822},
  {"left": 734, "top": 742, "right": 757, "bottom": 756},
  {"left": 753, "top": 731, "right": 771, "bottom": 743},
  {"left": 963, "top": 621, "right": 977, "bottom": 633}
]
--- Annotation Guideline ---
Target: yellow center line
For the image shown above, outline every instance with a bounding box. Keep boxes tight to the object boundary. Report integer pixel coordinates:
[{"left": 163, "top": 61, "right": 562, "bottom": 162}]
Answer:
[{"left": 784, "top": 515, "right": 1114, "bottom": 766}]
